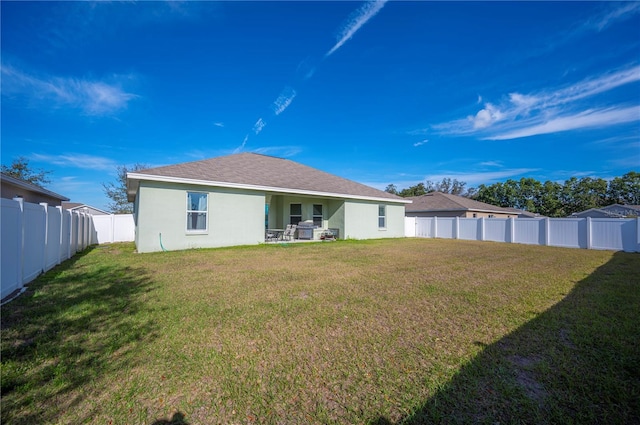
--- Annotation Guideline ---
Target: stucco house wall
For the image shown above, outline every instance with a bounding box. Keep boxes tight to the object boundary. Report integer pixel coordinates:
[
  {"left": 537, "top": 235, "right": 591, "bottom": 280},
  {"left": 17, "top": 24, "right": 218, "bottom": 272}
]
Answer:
[
  {"left": 135, "top": 181, "right": 265, "bottom": 253},
  {"left": 343, "top": 201, "right": 405, "bottom": 239}
]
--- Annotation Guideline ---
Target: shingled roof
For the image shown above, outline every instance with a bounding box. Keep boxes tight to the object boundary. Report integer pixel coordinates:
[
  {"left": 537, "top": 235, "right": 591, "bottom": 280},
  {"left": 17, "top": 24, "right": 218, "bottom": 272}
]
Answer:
[
  {"left": 127, "top": 153, "right": 408, "bottom": 203},
  {"left": 405, "top": 192, "right": 515, "bottom": 214}
]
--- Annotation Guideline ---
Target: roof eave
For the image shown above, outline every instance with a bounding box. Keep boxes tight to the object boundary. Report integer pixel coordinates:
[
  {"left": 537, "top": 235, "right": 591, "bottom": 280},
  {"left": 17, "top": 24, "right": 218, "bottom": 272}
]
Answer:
[{"left": 127, "top": 173, "right": 412, "bottom": 204}]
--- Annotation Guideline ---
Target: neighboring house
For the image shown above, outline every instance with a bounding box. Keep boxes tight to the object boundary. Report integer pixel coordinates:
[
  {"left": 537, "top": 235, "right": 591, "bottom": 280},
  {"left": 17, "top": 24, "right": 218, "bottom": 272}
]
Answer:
[
  {"left": 1, "top": 172, "right": 69, "bottom": 206},
  {"left": 126, "top": 153, "right": 411, "bottom": 253},
  {"left": 502, "top": 207, "right": 543, "bottom": 218},
  {"left": 62, "top": 202, "right": 110, "bottom": 215},
  {"left": 405, "top": 192, "right": 519, "bottom": 218},
  {"left": 570, "top": 204, "right": 640, "bottom": 218}
]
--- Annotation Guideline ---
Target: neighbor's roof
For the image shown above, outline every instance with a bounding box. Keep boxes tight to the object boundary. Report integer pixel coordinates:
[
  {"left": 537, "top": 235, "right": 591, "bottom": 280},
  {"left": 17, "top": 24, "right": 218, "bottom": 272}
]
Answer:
[
  {"left": 405, "top": 192, "right": 516, "bottom": 214},
  {"left": 127, "top": 153, "right": 410, "bottom": 203},
  {"left": 61, "top": 202, "right": 110, "bottom": 214},
  {"left": 1, "top": 173, "right": 69, "bottom": 201}
]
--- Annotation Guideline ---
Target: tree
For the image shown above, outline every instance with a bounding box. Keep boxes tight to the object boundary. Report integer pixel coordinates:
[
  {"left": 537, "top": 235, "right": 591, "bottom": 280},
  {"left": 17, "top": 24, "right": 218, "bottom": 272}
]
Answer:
[
  {"left": 399, "top": 182, "right": 427, "bottom": 197},
  {"left": 561, "top": 177, "right": 608, "bottom": 216},
  {"left": 607, "top": 171, "right": 640, "bottom": 205},
  {"left": 1, "top": 156, "right": 52, "bottom": 187},
  {"left": 384, "top": 184, "right": 398, "bottom": 195},
  {"left": 102, "top": 163, "right": 148, "bottom": 213}
]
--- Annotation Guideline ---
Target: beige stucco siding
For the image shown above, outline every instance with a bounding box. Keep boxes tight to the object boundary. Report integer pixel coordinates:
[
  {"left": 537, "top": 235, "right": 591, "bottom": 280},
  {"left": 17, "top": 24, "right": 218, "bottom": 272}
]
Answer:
[
  {"left": 135, "top": 181, "right": 265, "bottom": 253},
  {"left": 343, "top": 201, "right": 405, "bottom": 239}
]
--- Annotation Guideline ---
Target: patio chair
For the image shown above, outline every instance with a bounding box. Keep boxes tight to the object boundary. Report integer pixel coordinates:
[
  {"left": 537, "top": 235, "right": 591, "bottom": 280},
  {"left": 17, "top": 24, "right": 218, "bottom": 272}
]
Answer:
[
  {"left": 265, "top": 229, "right": 279, "bottom": 242},
  {"left": 283, "top": 224, "right": 297, "bottom": 241}
]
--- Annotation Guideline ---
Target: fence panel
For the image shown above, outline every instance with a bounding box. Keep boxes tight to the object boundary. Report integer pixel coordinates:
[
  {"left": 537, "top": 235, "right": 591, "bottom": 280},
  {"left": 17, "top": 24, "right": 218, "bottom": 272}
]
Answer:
[
  {"left": 435, "top": 217, "right": 456, "bottom": 239},
  {"left": 22, "top": 202, "right": 46, "bottom": 284},
  {"left": 549, "top": 218, "right": 587, "bottom": 249},
  {"left": 514, "top": 218, "right": 545, "bottom": 245},
  {"left": 113, "top": 215, "right": 135, "bottom": 242},
  {"left": 44, "top": 206, "right": 62, "bottom": 272},
  {"left": 1, "top": 199, "right": 22, "bottom": 299},
  {"left": 484, "top": 218, "right": 508, "bottom": 243},
  {"left": 415, "top": 217, "right": 434, "bottom": 238},
  {"left": 591, "top": 218, "right": 637, "bottom": 252},
  {"left": 458, "top": 218, "right": 480, "bottom": 240}
]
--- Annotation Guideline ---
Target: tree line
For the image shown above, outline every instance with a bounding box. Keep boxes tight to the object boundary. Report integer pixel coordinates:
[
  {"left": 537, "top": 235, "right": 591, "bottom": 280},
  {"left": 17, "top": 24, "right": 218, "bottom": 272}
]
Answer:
[{"left": 386, "top": 172, "right": 640, "bottom": 217}]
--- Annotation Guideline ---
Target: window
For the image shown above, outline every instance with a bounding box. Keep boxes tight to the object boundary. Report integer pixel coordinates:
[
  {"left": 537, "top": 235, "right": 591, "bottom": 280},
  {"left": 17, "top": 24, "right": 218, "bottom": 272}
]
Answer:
[
  {"left": 187, "top": 192, "right": 208, "bottom": 232},
  {"left": 313, "top": 204, "right": 323, "bottom": 227},
  {"left": 290, "top": 203, "right": 302, "bottom": 225},
  {"left": 378, "top": 205, "right": 386, "bottom": 228}
]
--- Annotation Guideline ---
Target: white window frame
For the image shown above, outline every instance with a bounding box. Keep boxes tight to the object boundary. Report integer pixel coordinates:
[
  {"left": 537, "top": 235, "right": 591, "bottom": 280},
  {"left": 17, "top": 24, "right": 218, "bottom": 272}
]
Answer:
[
  {"left": 186, "top": 191, "right": 208, "bottom": 234},
  {"left": 378, "top": 204, "right": 386, "bottom": 229}
]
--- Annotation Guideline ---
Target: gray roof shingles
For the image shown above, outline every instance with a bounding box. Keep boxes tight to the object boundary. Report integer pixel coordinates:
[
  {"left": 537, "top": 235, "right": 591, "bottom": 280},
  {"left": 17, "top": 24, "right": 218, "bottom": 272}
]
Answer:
[
  {"left": 405, "top": 192, "right": 515, "bottom": 213},
  {"left": 131, "top": 153, "right": 405, "bottom": 202}
]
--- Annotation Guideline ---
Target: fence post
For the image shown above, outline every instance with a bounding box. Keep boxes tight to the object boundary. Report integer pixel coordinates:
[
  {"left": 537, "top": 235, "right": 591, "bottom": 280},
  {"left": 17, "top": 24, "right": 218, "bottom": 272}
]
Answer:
[
  {"left": 433, "top": 216, "right": 438, "bottom": 238},
  {"left": 586, "top": 217, "right": 592, "bottom": 250},
  {"left": 508, "top": 217, "right": 515, "bottom": 243},
  {"left": 39, "top": 203, "right": 49, "bottom": 273},
  {"left": 454, "top": 217, "right": 459, "bottom": 239},
  {"left": 636, "top": 217, "right": 640, "bottom": 253},
  {"left": 56, "top": 206, "right": 63, "bottom": 265},
  {"left": 544, "top": 217, "right": 550, "bottom": 246},
  {"left": 479, "top": 217, "right": 485, "bottom": 241}
]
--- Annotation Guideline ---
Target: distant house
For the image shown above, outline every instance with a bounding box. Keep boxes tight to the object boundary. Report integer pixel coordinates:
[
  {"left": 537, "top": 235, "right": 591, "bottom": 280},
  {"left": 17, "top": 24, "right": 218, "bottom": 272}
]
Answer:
[
  {"left": 0, "top": 173, "right": 69, "bottom": 206},
  {"left": 126, "top": 153, "right": 411, "bottom": 253},
  {"left": 405, "top": 192, "right": 519, "bottom": 218},
  {"left": 570, "top": 204, "right": 640, "bottom": 218},
  {"left": 62, "top": 202, "right": 110, "bottom": 216}
]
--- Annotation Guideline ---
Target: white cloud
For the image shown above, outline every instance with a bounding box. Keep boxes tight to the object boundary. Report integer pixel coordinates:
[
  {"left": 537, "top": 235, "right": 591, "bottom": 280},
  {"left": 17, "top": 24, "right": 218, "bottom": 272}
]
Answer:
[
  {"left": 213, "top": 122, "right": 224, "bottom": 127},
  {"left": 431, "top": 65, "right": 640, "bottom": 140},
  {"left": 413, "top": 139, "right": 428, "bottom": 147},
  {"left": 252, "top": 146, "right": 302, "bottom": 157},
  {"left": 488, "top": 106, "right": 640, "bottom": 140},
  {"left": 479, "top": 161, "right": 503, "bottom": 167},
  {"left": 234, "top": 134, "right": 250, "bottom": 154},
  {"left": 326, "top": 0, "right": 388, "bottom": 57},
  {"left": 470, "top": 103, "right": 504, "bottom": 129},
  {"left": 271, "top": 87, "right": 297, "bottom": 116},
  {"left": 589, "top": 2, "right": 640, "bottom": 32},
  {"left": 253, "top": 118, "right": 266, "bottom": 135},
  {"left": 1, "top": 64, "right": 137, "bottom": 116},
  {"left": 30, "top": 153, "right": 117, "bottom": 171},
  {"left": 424, "top": 168, "right": 539, "bottom": 186}
]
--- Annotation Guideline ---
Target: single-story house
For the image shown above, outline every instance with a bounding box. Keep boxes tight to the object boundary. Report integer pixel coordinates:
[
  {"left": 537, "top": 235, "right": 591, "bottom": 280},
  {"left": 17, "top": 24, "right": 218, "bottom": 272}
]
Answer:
[
  {"left": 126, "top": 153, "right": 410, "bottom": 253},
  {"left": 62, "top": 202, "right": 110, "bottom": 215},
  {"left": 405, "top": 192, "right": 519, "bottom": 218},
  {"left": 1, "top": 172, "right": 69, "bottom": 206},
  {"left": 570, "top": 204, "right": 640, "bottom": 218}
]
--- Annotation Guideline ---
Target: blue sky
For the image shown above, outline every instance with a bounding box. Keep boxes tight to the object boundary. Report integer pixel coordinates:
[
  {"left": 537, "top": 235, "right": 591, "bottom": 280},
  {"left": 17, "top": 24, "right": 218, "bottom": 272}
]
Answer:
[{"left": 2, "top": 1, "right": 639, "bottom": 210}]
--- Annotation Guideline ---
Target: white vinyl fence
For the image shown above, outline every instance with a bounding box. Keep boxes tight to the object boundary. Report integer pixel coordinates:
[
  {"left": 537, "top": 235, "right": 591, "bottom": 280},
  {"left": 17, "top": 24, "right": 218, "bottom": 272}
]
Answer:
[
  {"left": 1, "top": 198, "right": 135, "bottom": 301},
  {"left": 91, "top": 214, "right": 135, "bottom": 244},
  {"left": 405, "top": 216, "right": 640, "bottom": 253}
]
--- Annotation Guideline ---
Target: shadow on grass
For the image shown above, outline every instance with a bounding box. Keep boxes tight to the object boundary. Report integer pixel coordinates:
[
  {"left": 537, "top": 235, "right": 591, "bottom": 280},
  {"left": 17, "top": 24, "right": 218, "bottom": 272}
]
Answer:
[
  {"left": 375, "top": 251, "right": 640, "bottom": 424},
  {"left": 1, "top": 246, "right": 158, "bottom": 424}
]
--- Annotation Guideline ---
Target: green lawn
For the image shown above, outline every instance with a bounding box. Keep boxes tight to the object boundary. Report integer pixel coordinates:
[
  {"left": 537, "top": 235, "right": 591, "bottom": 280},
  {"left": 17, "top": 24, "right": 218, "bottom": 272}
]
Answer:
[{"left": 1, "top": 239, "right": 639, "bottom": 424}]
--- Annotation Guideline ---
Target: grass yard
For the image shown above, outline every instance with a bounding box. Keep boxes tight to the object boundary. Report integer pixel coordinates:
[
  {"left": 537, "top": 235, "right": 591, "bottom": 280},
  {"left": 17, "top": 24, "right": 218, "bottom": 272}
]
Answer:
[{"left": 1, "top": 238, "right": 639, "bottom": 424}]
